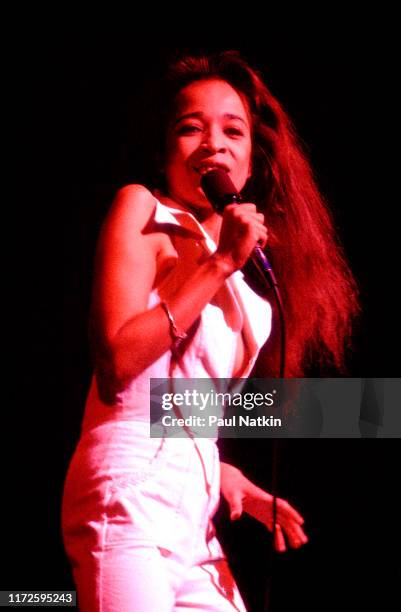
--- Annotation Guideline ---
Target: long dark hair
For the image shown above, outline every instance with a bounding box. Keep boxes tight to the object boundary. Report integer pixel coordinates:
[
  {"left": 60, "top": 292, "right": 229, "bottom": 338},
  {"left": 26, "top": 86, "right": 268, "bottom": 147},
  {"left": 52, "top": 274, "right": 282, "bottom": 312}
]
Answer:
[{"left": 145, "top": 51, "right": 360, "bottom": 376}]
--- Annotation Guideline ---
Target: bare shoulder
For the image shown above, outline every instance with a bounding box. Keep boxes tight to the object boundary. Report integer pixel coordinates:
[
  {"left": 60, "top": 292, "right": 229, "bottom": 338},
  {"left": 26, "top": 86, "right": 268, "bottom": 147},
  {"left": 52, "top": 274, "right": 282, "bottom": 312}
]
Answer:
[
  {"left": 114, "top": 183, "right": 155, "bottom": 208},
  {"left": 103, "top": 184, "right": 157, "bottom": 233}
]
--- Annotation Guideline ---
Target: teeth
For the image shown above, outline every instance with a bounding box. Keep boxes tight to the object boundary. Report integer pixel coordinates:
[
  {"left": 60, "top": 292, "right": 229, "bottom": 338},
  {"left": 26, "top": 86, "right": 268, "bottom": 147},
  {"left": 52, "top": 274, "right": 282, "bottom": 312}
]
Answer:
[{"left": 198, "top": 166, "right": 221, "bottom": 175}]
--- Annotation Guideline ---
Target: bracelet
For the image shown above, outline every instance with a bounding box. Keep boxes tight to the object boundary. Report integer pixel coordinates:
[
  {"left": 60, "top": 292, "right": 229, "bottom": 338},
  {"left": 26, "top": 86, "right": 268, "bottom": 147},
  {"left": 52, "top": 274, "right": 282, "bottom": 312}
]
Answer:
[{"left": 160, "top": 301, "right": 188, "bottom": 341}]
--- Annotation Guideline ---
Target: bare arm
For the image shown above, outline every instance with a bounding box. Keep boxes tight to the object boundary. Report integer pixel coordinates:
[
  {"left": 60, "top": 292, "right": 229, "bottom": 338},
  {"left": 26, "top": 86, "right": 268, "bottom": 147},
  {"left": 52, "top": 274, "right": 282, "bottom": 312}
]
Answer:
[{"left": 90, "top": 184, "right": 267, "bottom": 401}]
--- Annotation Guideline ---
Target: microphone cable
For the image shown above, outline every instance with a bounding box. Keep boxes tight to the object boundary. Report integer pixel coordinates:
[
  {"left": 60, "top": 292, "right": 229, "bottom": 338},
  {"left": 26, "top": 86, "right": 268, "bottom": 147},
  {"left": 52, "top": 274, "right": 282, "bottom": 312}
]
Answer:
[{"left": 201, "top": 169, "right": 286, "bottom": 612}]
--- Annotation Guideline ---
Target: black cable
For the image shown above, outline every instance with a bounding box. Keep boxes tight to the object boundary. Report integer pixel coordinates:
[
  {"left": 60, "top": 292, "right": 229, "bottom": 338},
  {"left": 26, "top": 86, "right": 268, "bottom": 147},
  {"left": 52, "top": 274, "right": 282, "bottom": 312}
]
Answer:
[
  {"left": 200, "top": 169, "right": 286, "bottom": 611},
  {"left": 249, "top": 257, "right": 286, "bottom": 612}
]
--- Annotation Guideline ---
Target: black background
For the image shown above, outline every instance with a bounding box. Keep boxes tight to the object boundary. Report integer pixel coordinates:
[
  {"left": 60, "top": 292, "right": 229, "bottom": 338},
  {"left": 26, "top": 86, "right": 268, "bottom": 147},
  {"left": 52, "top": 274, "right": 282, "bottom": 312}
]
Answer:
[{"left": 7, "top": 19, "right": 399, "bottom": 611}]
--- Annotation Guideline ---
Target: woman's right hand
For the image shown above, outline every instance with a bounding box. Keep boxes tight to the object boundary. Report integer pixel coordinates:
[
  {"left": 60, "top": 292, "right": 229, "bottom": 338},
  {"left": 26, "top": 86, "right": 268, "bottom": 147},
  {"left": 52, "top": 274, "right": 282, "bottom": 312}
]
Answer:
[{"left": 214, "top": 203, "right": 268, "bottom": 273}]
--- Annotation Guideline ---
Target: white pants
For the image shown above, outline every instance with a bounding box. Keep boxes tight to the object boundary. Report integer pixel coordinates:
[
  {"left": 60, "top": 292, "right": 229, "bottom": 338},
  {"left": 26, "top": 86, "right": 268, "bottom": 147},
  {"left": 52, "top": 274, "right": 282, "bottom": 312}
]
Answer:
[{"left": 61, "top": 421, "right": 246, "bottom": 611}]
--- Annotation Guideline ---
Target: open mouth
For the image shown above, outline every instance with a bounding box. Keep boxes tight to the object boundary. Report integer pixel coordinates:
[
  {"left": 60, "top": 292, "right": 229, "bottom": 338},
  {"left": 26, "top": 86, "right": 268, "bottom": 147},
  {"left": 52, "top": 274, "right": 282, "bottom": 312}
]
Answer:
[{"left": 195, "top": 163, "right": 230, "bottom": 176}]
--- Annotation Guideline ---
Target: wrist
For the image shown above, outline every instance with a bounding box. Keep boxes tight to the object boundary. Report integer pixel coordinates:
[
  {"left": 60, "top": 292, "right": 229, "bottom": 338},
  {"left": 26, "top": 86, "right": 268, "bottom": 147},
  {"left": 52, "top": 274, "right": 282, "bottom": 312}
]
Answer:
[
  {"left": 207, "top": 253, "right": 235, "bottom": 279},
  {"left": 220, "top": 461, "right": 242, "bottom": 477}
]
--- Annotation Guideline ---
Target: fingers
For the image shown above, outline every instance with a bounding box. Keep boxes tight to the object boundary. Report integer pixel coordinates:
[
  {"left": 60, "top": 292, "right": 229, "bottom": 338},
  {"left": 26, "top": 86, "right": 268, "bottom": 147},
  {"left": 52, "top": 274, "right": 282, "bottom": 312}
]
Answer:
[
  {"left": 272, "top": 521, "right": 308, "bottom": 552},
  {"left": 277, "top": 498, "right": 305, "bottom": 525},
  {"left": 217, "top": 203, "right": 269, "bottom": 270},
  {"left": 274, "top": 524, "right": 287, "bottom": 552},
  {"left": 241, "top": 492, "right": 308, "bottom": 552},
  {"left": 276, "top": 498, "right": 308, "bottom": 549},
  {"left": 284, "top": 523, "right": 309, "bottom": 549},
  {"left": 224, "top": 203, "right": 265, "bottom": 226},
  {"left": 223, "top": 206, "right": 268, "bottom": 247},
  {"left": 256, "top": 229, "right": 268, "bottom": 249},
  {"left": 229, "top": 490, "right": 244, "bottom": 521},
  {"left": 268, "top": 499, "right": 308, "bottom": 551}
]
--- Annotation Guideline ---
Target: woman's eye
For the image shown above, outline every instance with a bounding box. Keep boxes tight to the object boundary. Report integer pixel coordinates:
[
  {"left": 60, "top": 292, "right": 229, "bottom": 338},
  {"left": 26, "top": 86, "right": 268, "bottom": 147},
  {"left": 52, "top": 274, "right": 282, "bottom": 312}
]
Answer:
[
  {"left": 225, "top": 127, "right": 244, "bottom": 136},
  {"left": 177, "top": 125, "right": 202, "bottom": 135}
]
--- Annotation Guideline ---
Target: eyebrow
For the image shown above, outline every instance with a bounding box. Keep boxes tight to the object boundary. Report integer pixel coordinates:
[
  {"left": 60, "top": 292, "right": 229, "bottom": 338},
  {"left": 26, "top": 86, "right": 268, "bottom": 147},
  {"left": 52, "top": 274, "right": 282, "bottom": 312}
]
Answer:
[{"left": 174, "top": 112, "right": 248, "bottom": 126}]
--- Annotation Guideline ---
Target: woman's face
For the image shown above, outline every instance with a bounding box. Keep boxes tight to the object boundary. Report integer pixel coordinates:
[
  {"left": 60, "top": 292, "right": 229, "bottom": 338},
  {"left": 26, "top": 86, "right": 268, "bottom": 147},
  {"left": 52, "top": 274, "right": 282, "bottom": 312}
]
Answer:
[{"left": 164, "top": 79, "right": 252, "bottom": 213}]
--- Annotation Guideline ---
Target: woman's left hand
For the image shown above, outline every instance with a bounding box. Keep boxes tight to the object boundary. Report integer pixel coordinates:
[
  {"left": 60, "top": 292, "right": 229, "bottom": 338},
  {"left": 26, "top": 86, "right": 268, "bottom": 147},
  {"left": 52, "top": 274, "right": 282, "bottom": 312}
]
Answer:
[{"left": 220, "top": 462, "right": 308, "bottom": 552}]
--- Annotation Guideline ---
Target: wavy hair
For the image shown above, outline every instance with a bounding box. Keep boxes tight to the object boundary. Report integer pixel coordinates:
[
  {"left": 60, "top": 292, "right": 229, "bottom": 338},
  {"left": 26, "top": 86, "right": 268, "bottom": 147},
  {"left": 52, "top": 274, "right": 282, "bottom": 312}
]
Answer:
[{"left": 148, "top": 51, "right": 360, "bottom": 376}]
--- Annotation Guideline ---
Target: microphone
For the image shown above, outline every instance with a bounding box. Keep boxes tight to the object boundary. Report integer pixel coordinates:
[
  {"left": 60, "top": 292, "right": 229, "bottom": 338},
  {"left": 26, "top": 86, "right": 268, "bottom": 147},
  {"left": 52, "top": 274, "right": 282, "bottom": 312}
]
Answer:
[{"left": 201, "top": 168, "right": 278, "bottom": 287}]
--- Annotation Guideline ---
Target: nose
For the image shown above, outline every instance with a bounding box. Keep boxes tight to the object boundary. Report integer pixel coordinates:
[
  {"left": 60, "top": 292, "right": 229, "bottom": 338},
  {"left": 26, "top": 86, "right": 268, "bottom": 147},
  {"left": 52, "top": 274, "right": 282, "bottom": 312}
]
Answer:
[{"left": 200, "top": 128, "right": 226, "bottom": 154}]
